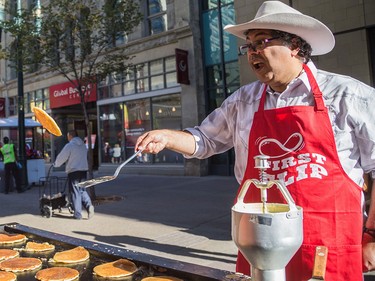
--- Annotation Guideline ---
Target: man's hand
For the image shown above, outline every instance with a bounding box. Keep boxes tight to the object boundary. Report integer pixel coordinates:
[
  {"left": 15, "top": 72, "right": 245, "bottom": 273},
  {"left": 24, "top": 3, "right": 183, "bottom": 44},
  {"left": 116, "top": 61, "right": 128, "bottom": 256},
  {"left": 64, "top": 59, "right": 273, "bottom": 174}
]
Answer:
[
  {"left": 135, "top": 130, "right": 168, "bottom": 154},
  {"left": 135, "top": 129, "right": 195, "bottom": 155},
  {"left": 363, "top": 233, "right": 375, "bottom": 271}
]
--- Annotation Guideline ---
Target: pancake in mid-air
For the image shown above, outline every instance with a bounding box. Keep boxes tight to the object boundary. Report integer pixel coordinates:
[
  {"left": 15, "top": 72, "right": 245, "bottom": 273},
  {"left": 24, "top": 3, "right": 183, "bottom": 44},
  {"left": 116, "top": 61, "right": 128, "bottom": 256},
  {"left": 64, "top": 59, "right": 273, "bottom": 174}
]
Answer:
[
  {"left": 93, "top": 258, "right": 137, "bottom": 278},
  {"left": 25, "top": 241, "right": 55, "bottom": 252},
  {"left": 51, "top": 246, "right": 89, "bottom": 263},
  {"left": 0, "top": 249, "right": 19, "bottom": 261},
  {"left": 32, "top": 107, "right": 62, "bottom": 136},
  {"left": 0, "top": 271, "right": 17, "bottom": 281},
  {"left": 0, "top": 257, "right": 42, "bottom": 272},
  {"left": 0, "top": 233, "right": 27, "bottom": 244},
  {"left": 35, "top": 266, "right": 80, "bottom": 281}
]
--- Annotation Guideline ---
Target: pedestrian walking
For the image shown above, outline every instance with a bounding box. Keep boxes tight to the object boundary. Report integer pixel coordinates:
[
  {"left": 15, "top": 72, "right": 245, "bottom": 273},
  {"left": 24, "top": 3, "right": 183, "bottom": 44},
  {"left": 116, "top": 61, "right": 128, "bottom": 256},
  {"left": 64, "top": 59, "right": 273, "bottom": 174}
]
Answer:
[{"left": 54, "top": 130, "right": 94, "bottom": 220}]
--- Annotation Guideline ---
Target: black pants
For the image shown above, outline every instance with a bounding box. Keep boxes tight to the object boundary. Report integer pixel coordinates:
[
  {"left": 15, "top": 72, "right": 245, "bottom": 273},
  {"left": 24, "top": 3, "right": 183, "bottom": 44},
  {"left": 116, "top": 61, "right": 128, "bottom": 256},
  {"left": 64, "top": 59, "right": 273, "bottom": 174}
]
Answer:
[{"left": 4, "top": 162, "right": 21, "bottom": 193}]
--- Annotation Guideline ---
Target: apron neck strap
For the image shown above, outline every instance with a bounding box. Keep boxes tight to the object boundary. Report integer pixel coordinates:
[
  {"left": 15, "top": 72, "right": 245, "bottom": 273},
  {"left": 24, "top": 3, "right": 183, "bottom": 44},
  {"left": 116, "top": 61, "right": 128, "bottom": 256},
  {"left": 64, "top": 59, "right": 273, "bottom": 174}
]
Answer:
[
  {"left": 303, "top": 64, "right": 325, "bottom": 111},
  {"left": 258, "top": 64, "right": 325, "bottom": 111}
]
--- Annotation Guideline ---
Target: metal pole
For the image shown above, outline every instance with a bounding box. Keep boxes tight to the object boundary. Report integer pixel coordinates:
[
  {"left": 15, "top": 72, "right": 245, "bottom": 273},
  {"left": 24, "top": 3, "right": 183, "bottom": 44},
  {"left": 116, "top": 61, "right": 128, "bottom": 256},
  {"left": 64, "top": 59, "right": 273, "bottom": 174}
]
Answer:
[{"left": 17, "top": 37, "right": 28, "bottom": 189}]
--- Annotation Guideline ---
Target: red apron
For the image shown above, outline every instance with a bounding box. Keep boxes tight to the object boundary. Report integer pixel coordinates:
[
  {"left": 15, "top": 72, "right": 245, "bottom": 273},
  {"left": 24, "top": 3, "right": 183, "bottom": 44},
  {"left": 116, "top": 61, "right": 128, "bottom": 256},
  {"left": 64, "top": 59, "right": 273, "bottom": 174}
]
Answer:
[{"left": 236, "top": 64, "right": 363, "bottom": 280}]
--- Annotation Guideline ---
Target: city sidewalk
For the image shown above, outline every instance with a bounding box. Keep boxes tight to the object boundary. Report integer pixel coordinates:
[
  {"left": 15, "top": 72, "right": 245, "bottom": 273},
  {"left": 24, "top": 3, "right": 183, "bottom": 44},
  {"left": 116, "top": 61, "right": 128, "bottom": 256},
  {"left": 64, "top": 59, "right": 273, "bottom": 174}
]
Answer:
[{"left": 0, "top": 171, "right": 239, "bottom": 272}]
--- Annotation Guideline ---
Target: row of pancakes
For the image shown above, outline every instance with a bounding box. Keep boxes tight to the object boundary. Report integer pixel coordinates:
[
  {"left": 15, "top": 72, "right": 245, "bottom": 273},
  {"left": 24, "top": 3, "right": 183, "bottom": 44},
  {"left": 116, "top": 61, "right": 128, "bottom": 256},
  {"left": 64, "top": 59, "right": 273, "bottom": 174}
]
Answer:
[{"left": 0, "top": 233, "right": 183, "bottom": 281}]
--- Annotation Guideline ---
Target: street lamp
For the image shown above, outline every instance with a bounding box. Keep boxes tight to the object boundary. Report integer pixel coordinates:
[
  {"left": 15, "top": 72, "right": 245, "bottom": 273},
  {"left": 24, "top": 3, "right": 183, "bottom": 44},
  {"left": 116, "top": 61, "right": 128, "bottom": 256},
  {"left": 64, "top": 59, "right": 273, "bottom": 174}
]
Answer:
[
  {"left": 16, "top": 37, "right": 28, "bottom": 190},
  {"left": 15, "top": 0, "right": 28, "bottom": 189}
]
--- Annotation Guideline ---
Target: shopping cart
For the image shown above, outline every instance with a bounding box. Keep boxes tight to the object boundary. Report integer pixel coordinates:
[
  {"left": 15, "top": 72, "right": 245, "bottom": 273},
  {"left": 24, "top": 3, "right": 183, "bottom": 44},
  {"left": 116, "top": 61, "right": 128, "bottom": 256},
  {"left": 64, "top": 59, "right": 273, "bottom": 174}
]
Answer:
[{"left": 38, "top": 166, "right": 74, "bottom": 218}]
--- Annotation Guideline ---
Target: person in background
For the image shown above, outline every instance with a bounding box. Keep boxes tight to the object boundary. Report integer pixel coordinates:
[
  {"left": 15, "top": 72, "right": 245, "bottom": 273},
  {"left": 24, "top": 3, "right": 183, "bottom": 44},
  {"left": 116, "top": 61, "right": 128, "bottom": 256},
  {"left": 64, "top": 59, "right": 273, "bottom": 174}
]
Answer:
[
  {"left": 112, "top": 143, "right": 121, "bottom": 164},
  {"left": 0, "top": 136, "right": 22, "bottom": 194},
  {"left": 103, "top": 142, "right": 112, "bottom": 163},
  {"left": 136, "top": 1, "right": 375, "bottom": 280},
  {"left": 54, "top": 130, "right": 94, "bottom": 220}
]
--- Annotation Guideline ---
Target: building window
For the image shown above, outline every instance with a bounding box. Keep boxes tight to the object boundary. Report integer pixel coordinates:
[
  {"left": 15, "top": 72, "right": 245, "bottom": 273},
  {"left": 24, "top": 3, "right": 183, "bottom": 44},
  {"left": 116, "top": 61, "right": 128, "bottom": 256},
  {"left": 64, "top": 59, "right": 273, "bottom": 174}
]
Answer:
[
  {"left": 98, "top": 93, "right": 182, "bottom": 165},
  {"left": 201, "top": 0, "right": 237, "bottom": 176},
  {"left": 19, "top": 88, "right": 50, "bottom": 115},
  {"left": 150, "top": 58, "right": 164, "bottom": 90},
  {"left": 135, "top": 63, "right": 149, "bottom": 93},
  {"left": 98, "top": 56, "right": 177, "bottom": 100},
  {"left": 147, "top": 0, "right": 167, "bottom": 35},
  {"left": 9, "top": 96, "right": 17, "bottom": 116}
]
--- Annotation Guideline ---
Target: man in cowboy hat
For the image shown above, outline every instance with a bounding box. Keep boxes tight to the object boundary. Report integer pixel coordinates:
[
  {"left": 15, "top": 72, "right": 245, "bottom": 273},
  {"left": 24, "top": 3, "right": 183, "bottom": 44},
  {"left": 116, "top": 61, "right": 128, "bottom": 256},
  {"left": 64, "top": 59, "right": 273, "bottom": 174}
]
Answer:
[{"left": 135, "top": 1, "right": 375, "bottom": 279}]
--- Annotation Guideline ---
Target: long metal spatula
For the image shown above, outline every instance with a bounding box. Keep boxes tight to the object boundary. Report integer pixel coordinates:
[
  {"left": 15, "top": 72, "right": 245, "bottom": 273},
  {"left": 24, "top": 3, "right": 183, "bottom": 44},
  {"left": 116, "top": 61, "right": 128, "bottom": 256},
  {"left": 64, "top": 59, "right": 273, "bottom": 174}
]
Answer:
[
  {"left": 308, "top": 245, "right": 328, "bottom": 280},
  {"left": 77, "top": 149, "right": 143, "bottom": 189}
]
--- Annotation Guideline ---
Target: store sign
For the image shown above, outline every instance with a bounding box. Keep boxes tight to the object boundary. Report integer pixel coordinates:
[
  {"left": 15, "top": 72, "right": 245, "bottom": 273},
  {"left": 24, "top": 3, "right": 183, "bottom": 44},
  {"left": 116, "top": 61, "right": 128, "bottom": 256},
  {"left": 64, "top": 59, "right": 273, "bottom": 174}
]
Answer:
[
  {"left": 175, "top": 48, "right": 190, "bottom": 85},
  {"left": 49, "top": 80, "right": 97, "bottom": 109},
  {"left": 0, "top": 98, "right": 5, "bottom": 118}
]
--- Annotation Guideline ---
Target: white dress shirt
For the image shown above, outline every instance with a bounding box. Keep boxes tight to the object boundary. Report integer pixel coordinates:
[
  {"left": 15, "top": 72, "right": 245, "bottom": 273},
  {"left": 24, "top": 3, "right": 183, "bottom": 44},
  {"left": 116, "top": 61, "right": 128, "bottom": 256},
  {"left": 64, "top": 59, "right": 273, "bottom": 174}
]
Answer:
[{"left": 185, "top": 61, "right": 375, "bottom": 185}]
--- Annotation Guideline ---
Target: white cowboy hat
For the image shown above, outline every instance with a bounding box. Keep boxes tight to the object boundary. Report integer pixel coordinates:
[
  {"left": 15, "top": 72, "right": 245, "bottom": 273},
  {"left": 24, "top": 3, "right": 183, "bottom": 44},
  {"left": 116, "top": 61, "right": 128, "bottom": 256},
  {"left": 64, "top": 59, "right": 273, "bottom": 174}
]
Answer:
[{"left": 224, "top": 1, "right": 335, "bottom": 55}]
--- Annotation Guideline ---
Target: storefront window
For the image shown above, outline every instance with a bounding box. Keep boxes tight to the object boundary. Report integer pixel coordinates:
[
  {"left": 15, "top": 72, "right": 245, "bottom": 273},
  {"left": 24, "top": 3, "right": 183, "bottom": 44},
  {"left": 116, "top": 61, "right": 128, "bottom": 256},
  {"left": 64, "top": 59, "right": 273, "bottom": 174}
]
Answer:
[
  {"left": 99, "top": 93, "right": 182, "bottom": 165},
  {"left": 99, "top": 103, "right": 124, "bottom": 163},
  {"left": 151, "top": 94, "right": 182, "bottom": 164},
  {"left": 124, "top": 99, "right": 151, "bottom": 163}
]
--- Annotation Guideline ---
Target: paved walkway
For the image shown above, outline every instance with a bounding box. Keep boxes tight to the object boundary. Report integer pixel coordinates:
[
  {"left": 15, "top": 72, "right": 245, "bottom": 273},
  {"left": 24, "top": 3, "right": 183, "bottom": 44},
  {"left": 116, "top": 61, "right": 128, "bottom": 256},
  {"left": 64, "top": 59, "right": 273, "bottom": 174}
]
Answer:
[{"left": 0, "top": 172, "right": 239, "bottom": 272}]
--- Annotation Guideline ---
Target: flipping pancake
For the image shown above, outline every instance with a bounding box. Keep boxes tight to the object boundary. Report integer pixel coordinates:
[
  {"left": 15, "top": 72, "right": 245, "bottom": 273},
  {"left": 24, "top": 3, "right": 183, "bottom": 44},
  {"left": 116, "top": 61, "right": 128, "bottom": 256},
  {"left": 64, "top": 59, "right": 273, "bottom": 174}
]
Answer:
[
  {"left": 0, "top": 257, "right": 42, "bottom": 272},
  {"left": 35, "top": 267, "right": 79, "bottom": 281},
  {"left": 0, "top": 249, "right": 19, "bottom": 261},
  {"left": 32, "top": 107, "right": 62, "bottom": 136},
  {"left": 0, "top": 271, "right": 17, "bottom": 281},
  {"left": 142, "top": 277, "right": 183, "bottom": 281},
  {"left": 52, "top": 246, "right": 89, "bottom": 263},
  {"left": 0, "top": 233, "right": 27, "bottom": 244},
  {"left": 25, "top": 241, "right": 55, "bottom": 252},
  {"left": 93, "top": 258, "right": 137, "bottom": 278}
]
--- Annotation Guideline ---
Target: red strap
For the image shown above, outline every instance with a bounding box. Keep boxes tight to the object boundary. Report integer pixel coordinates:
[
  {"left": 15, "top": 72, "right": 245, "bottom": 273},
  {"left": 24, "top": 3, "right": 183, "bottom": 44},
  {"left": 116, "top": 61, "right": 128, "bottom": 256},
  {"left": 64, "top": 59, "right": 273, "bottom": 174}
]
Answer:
[{"left": 303, "top": 64, "right": 325, "bottom": 111}]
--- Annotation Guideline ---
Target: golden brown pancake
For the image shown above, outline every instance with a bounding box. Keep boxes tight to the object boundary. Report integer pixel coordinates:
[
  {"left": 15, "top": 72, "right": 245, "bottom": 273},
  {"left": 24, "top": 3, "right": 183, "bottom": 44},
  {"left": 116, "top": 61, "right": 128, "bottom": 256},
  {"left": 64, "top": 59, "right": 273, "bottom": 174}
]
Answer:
[
  {"left": 52, "top": 246, "right": 89, "bottom": 263},
  {"left": 0, "top": 233, "right": 27, "bottom": 244},
  {"left": 142, "top": 277, "right": 183, "bottom": 281},
  {"left": 35, "top": 266, "right": 80, "bottom": 281},
  {"left": 0, "top": 257, "right": 42, "bottom": 272},
  {"left": 32, "top": 107, "right": 62, "bottom": 136},
  {"left": 93, "top": 258, "right": 137, "bottom": 278},
  {"left": 25, "top": 241, "right": 55, "bottom": 252},
  {"left": 0, "top": 271, "right": 17, "bottom": 281},
  {"left": 0, "top": 249, "right": 19, "bottom": 261}
]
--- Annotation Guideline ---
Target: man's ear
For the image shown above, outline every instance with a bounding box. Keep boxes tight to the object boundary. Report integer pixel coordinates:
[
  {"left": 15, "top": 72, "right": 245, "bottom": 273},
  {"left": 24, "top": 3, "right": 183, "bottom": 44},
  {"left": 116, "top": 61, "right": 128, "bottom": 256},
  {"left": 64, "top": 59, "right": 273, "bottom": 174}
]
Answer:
[{"left": 290, "top": 37, "right": 305, "bottom": 58}]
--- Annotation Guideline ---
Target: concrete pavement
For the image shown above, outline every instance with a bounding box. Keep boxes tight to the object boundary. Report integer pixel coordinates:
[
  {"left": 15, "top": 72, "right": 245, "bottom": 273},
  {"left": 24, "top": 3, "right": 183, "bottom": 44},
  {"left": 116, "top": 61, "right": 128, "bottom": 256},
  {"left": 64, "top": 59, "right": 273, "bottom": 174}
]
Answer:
[{"left": 0, "top": 171, "right": 239, "bottom": 272}]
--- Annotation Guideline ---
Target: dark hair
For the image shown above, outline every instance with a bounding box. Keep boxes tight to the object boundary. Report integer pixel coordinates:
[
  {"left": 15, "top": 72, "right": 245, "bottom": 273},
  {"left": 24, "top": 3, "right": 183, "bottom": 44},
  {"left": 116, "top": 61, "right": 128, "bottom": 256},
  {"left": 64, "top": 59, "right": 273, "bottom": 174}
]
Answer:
[
  {"left": 270, "top": 30, "right": 312, "bottom": 62},
  {"left": 68, "top": 130, "right": 78, "bottom": 138},
  {"left": 3, "top": 137, "right": 9, "bottom": 144}
]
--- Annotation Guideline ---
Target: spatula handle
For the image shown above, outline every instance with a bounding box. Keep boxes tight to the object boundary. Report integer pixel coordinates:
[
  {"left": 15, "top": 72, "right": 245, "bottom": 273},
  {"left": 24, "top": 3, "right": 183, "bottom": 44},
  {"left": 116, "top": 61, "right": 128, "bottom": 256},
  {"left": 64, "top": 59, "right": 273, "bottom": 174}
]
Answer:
[{"left": 312, "top": 246, "right": 328, "bottom": 279}]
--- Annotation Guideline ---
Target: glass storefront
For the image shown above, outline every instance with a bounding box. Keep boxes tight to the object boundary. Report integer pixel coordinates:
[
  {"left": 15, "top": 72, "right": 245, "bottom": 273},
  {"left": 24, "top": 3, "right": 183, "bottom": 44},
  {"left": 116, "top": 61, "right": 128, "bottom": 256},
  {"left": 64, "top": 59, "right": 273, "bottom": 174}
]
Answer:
[
  {"left": 201, "top": 0, "right": 238, "bottom": 175},
  {"left": 99, "top": 93, "right": 182, "bottom": 165}
]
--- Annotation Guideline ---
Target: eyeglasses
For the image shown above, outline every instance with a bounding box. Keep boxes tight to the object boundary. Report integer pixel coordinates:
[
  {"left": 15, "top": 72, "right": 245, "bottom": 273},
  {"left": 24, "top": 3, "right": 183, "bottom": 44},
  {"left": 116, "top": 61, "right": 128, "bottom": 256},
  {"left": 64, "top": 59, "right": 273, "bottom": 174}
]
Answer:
[{"left": 238, "top": 37, "right": 280, "bottom": 56}]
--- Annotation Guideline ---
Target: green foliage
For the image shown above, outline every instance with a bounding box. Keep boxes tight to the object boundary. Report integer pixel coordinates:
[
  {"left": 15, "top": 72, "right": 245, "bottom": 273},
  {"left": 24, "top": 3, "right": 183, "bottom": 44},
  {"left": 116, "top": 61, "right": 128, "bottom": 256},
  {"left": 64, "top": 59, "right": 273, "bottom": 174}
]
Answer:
[
  {"left": 0, "top": 0, "right": 142, "bottom": 179},
  {"left": 0, "top": 6, "right": 43, "bottom": 72},
  {"left": 1, "top": 0, "right": 143, "bottom": 82}
]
